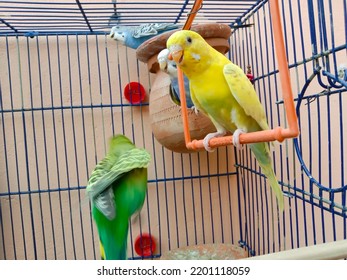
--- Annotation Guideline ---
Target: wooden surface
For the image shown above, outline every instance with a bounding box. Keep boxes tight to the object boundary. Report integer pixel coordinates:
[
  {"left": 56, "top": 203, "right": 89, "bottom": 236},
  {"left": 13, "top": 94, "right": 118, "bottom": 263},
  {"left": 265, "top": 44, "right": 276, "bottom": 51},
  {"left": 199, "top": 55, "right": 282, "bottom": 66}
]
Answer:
[{"left": 248, "top": 239, "right": 347, "bottom": 260}]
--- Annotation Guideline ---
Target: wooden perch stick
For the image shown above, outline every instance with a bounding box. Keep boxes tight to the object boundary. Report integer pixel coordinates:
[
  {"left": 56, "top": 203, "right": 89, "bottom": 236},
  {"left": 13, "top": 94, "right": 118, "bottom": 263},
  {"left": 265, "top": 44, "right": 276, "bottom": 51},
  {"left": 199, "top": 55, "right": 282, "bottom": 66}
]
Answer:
[{"left": 247, "top": 239, "right": 347, "bottom": 260}]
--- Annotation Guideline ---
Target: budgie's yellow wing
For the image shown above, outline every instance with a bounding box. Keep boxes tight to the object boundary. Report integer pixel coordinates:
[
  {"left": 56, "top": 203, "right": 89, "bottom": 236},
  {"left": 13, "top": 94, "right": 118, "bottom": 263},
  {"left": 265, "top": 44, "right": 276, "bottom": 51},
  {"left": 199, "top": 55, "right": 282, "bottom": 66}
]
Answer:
[{"left": 223, "top": 63, "right": 270, "bottom": 132}]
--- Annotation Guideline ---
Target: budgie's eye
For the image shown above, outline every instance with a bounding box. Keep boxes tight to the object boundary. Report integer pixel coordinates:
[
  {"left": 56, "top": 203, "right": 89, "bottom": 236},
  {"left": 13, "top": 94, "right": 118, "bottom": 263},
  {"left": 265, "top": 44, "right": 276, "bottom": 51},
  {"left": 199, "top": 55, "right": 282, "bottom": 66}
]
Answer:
[{"left": 186, "top": 37, "right": 192, "bottom": 44}]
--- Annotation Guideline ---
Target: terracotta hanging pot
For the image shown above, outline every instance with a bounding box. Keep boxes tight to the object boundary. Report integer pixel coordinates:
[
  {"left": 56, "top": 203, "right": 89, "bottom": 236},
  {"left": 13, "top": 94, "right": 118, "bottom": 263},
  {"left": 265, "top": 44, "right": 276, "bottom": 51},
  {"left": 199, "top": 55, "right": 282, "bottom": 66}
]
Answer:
[{"left": 136, "top": 23, "right": 231, "bottom": 153}]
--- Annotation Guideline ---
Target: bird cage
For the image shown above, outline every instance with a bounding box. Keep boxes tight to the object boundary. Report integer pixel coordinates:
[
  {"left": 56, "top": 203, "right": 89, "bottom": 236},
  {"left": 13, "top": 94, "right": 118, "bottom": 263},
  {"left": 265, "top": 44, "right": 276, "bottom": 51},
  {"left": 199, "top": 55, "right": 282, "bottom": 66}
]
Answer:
[{"left": 0, "top": 0, "right": 346, "bottom": 260}]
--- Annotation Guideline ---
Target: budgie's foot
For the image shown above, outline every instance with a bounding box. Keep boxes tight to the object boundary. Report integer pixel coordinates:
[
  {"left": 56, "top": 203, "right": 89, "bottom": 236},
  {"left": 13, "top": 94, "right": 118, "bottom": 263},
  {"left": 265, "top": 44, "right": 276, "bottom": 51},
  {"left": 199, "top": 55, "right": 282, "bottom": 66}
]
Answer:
[
  {"left": 191, "top": 106, "right": 199, "bottom": 115},
  {"left": 232, "top": 129, "right": 246, "bottom": 150},
  {"left": 203, "top": 131, "right": 226, "bottom": 152}
]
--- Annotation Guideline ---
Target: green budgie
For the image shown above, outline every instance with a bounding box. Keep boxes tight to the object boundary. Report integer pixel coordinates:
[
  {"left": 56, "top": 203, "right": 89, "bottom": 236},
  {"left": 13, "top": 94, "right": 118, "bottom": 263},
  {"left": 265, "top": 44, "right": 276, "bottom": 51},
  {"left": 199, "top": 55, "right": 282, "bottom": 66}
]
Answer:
[{"left": 86, "top": 134, "right": 151, "bottom": 259}]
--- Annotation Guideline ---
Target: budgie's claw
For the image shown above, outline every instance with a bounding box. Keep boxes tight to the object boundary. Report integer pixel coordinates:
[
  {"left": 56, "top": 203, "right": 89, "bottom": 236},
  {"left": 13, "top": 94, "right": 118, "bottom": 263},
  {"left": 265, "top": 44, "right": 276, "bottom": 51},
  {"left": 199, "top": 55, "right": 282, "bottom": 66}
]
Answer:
[
  {"left": 203, "top": 131, "right": 226, "bottom": 152},
  {"left": 191, "top": 106, "right": 199, "bottom": 114},
  {"left": 232, "top": 129, "right": 246, "bottom": 150},
  {"left": 203, "top": 135, "right": 215, "bottom": 152}
]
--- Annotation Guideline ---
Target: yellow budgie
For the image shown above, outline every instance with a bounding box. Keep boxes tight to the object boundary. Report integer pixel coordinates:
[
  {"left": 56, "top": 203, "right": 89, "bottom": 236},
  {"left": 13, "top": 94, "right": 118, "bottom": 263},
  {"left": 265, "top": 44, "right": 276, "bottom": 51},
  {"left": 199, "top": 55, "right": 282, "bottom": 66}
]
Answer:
[{"left": 167, "top": 30, "right": 284, "bottom": 211}]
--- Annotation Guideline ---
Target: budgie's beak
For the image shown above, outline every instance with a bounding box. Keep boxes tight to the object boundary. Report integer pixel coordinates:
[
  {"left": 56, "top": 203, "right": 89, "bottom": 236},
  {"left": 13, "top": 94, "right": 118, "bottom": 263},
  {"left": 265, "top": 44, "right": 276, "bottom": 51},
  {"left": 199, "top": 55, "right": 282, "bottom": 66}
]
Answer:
[
  {"left": 157, "top": 48, "right": 170, "bottom": 71},
  {"left": 169, "top": 46, "right": 184, "bottom": 64},
  {"left": 158, "top": 60, "right": 167, "bottom": 71}
]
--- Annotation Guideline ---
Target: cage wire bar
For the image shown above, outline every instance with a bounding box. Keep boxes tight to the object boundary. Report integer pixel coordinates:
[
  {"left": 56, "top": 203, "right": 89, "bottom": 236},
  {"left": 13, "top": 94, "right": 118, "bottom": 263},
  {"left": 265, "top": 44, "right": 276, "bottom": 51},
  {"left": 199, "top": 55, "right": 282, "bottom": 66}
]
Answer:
[
  {"left": 0, "top": 1, "right": 262, "bottom": 36},
  {"left": 0, "top": 0, "right": 346, "bottom": 260}
]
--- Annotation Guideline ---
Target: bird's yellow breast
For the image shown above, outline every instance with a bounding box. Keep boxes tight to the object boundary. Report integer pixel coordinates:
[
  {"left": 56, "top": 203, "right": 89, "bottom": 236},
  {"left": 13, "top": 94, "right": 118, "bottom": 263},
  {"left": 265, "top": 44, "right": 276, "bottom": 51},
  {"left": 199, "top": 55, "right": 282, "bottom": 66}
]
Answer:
[{"left": 189, "top": 62, "right": 237, "bottom": 129}]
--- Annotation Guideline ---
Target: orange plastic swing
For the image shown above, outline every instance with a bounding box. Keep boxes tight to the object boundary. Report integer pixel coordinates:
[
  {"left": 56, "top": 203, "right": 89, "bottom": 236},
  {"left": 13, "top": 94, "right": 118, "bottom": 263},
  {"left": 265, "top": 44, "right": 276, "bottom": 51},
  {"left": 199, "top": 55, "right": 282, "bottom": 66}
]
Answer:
[{"left": 175, "top": 0, "right": 299, "bottom": 151}]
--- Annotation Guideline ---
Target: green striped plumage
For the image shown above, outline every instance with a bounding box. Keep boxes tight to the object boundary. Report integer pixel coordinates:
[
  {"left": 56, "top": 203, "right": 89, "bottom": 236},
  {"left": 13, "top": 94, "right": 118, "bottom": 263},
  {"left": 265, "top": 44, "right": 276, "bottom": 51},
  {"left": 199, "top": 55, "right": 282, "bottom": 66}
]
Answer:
[{"left": 86, "top": 134, "right": 151, "bottom": 260}]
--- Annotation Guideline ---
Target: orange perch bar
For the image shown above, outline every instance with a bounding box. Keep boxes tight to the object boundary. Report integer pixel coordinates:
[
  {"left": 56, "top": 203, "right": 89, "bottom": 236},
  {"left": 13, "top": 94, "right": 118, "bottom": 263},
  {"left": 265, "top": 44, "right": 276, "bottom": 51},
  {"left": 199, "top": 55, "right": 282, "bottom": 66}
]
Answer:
[
  {"left": 176, "top": 0, "right": 299, "bottom": 151},
  {"left": 268, "top": 0, "right": 299, "bottom": 138},
  {"left": 176, "top": 0, "right": 203, "bottom": 145}
]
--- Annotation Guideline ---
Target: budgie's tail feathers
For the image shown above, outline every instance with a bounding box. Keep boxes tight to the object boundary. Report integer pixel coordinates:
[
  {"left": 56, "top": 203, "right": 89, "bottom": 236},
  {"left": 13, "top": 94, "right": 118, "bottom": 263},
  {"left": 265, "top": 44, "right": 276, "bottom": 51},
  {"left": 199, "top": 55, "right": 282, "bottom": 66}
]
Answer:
[
  {"left": 99, "top": 220, "right": 129, "bottom": 260},
  {"left": 249, "top": 143, "right": 284, "bottom": 212},
  {"left": 262, "top": 165, "right": 285, "bottom": 212}
]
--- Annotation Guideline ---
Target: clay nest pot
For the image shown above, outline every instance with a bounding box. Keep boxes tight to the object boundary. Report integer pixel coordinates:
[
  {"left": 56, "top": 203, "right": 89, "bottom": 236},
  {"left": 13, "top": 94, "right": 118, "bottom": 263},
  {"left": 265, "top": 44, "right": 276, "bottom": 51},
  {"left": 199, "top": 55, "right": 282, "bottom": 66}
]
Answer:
[{"left": 136, "top": 23, "right": 231, "bottom": 153}]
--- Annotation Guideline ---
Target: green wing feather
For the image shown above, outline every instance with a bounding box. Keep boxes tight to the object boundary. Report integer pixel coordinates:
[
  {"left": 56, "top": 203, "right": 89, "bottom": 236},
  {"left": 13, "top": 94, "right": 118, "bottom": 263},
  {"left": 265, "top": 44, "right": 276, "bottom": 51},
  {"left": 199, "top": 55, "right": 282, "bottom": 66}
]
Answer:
[
  {"left": 86, "top": 134, "right": 151, "bottom": 259},
  {"left": 87, "top": 148, "right": 151, "bottom": 200}
]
